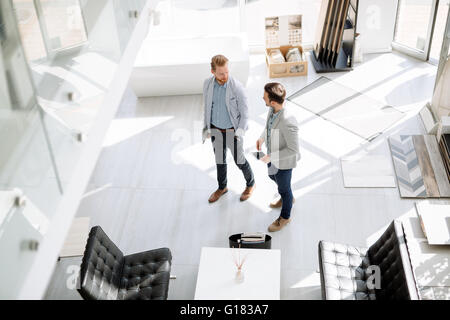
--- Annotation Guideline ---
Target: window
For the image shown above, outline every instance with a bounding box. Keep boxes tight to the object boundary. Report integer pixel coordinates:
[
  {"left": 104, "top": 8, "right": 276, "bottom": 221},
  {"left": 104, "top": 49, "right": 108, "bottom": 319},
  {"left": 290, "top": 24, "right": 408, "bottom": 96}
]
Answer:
[
  {"left": 39, "top": 0, "right": 87, "bottom": 51},
  {"left": 430, "top": 0, "right": 449, "bottom": 62},
  {"left": 393, "top": 0, "right": 436, "bottom": 60},
  {"left": 12, "top": 0, "right": 87, "bottom": 62},
  {"left": 394, "top": 0, "right": 434, "bottom": 52},
  {"left": 13, "top": 0, "right": 47, "bottom": 61},
  {"left": 393, "top": 0, "right": 449, "bottom": 62}
]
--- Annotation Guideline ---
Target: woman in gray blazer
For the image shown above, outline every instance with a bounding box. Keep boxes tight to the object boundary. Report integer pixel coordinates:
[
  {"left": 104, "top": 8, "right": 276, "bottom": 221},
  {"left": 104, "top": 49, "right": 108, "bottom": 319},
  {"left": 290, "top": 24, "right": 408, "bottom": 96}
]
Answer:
[{"left": 257, "top": 83, "right": 301, "bottom": 232}]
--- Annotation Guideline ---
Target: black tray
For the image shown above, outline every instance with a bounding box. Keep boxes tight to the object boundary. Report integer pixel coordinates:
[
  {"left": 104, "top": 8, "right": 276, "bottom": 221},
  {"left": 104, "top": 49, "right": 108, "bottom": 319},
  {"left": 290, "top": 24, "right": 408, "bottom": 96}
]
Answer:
[{"left": 229, "top": 233, "right": 272, "bottom": 249}]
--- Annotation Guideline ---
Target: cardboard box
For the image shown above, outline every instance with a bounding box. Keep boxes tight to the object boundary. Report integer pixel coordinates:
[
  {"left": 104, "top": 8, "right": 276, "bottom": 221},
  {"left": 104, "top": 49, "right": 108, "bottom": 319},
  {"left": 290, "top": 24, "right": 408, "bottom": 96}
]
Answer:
[
  {"left": 265, "top": 45, "right": 308, "bottom": 78},
  {"left": 265, "top": 15, "right": 307, "bottom": 78}
]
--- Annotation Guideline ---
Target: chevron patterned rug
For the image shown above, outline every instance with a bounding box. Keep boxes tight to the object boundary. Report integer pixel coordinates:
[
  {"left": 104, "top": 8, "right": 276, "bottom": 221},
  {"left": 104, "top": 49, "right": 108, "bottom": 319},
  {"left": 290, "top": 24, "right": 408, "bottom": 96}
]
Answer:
[
  {"left": 389, "top": 135, "right": 427, "bottom": 198},
  {"left": 389, "top": 135, "right": 450, "bottom": 198}
]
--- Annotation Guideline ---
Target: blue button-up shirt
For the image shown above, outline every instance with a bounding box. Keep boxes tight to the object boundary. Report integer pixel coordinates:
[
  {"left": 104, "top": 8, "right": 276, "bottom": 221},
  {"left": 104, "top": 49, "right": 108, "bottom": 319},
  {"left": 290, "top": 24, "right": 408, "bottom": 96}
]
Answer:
[
  {"left": 267, "top": 108, "right": 281, "bottom": 154},
  {"left": 211, "top": 80, "right": 233, "bottom": 129}
]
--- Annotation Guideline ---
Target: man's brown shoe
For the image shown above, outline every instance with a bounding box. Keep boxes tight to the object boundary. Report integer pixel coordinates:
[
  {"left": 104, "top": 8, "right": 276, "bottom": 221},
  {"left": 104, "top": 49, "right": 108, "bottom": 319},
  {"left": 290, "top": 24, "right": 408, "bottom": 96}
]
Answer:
[
  {"left": 268, "top": 217, "right": 291, "bottom": 232},
  {"left": 240, "top": 185, "right": 255, "bottom": 202},
  {"left": 269, "top": 197, "right": 295, "bottom": 209},
  {"left": 270, "top": 199, "right": 282, "bottom": 209},
  {"left": 208, "top": 188, "right": 228, "bottom": 203}
]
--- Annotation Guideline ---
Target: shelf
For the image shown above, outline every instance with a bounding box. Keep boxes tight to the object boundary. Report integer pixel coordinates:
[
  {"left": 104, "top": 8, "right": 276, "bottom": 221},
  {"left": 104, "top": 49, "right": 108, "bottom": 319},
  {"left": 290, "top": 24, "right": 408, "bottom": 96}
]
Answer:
[
  {"left": 349, "top": 0, "right": 357, "bottom": 12},
  {"left": 344, "top": 19, "right": 353, "bottom": 30},
  {"left": 311, "top": 47, "right": 353, "bottom": 73}
]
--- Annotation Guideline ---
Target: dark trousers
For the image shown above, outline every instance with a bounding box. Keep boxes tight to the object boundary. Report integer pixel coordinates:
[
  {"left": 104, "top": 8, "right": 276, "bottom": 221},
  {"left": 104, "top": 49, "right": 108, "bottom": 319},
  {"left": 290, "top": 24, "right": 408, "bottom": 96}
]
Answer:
[
  {"left": 211, "top": 128, "right": 255, "bottom": 190},
  {"left": 268, "top": 163, "right": 293, "bottom": 219}
]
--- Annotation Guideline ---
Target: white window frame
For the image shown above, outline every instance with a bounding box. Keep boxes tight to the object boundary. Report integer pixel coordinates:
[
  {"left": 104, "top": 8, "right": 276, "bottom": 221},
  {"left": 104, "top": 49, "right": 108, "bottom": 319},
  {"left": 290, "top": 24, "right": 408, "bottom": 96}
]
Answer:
[
  {"left": 435, "top": 3, "right": 450, "bottom": 90},
  {"left": 28, "top": 0, "right": 88, "bottom": 62},
  {"left": 392, "top": 0, "right": 439, "bottom": 61}
]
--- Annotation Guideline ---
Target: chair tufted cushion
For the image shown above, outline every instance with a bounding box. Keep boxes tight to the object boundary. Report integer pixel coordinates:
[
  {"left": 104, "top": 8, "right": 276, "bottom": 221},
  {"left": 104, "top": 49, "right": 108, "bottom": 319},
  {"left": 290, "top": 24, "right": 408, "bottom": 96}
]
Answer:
[
  {"left": 78, "top": 226, "right": 124, "bottom": 300},
  {"left": 78, "top": 226, "right": 172, "bottom": 300},
  {"left": 318, "top": 220, "right": 419, "bottom": 300},
  {"left": 319, "top": 241, "right": 376, "bottom": 300},
  {"left": 118, "top": 248, "right": 172, "bottom": 300},
  {"left": 367, "top": 220, "right": 419, "bottom": 300}
]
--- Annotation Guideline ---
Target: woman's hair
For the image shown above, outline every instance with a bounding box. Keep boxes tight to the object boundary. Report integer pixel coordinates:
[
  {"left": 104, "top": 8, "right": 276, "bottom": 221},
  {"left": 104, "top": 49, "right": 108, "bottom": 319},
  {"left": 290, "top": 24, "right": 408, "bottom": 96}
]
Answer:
[
  {"left": 264, "top": 82, "right": 286, "bottom": 105},
  {"left": 211, "top": 55, "right": 229, "bottom": 71}
]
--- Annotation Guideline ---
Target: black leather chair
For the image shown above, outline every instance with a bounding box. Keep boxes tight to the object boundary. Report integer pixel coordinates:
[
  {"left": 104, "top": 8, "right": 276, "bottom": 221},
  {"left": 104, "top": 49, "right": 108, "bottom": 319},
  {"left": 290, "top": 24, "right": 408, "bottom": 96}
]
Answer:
[
  {"left": 318, "top": 220, "right": 419, "bottom": 300},
  {"left": 78, "top": 226, "right": 172, "bottom": 300}
]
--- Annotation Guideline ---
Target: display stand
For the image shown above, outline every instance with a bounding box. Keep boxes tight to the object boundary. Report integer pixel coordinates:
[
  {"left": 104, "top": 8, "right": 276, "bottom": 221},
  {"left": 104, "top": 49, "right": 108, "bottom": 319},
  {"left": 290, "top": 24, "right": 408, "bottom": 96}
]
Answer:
[
  {"left": 312, "top": 0, "right": 359, "bottom": 73},
  {"left": 264, "top": 14, "right": 308, "bottom": 78}
]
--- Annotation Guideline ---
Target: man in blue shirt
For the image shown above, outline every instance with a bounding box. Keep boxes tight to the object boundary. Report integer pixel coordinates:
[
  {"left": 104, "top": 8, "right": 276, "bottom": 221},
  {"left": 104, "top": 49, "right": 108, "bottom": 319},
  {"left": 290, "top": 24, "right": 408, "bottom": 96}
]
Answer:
[{"left": 203, "top": 55, "right": 255, "bottom": 203}]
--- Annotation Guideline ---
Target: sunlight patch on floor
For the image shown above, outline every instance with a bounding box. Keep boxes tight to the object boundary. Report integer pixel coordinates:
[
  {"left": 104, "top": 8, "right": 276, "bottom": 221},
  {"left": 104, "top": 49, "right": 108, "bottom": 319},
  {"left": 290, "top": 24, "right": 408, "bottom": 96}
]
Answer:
[
  {"left": 290, "top": 271, "right": 320, "bottom": 289},
  {"left": 103, "top": 116, "right": 173, "bottom": 147}
]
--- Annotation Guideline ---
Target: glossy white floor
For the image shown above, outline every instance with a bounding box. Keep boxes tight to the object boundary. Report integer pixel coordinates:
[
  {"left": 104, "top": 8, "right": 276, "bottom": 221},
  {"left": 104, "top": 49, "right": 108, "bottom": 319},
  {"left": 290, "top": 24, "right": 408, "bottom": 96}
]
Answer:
[{"left": 44, "top": 51, "right": 438, "bottom": 300}]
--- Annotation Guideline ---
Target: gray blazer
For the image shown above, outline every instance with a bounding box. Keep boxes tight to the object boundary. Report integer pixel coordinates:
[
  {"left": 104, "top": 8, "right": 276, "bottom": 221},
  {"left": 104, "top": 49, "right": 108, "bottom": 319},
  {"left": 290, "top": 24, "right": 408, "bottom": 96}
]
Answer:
[
  {"left": 202, "top": 75, "right": 249, "bottom": 142},
  {"left": 260, "top": 107, "right": 301, "bottom": 170}
]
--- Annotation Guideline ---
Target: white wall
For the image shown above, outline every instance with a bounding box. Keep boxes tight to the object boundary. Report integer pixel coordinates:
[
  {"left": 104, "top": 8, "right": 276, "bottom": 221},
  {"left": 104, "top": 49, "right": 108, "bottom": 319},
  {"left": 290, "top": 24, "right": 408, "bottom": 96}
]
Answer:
[{"left": 357, "top": 0, "right": 399, "bottom": 54}]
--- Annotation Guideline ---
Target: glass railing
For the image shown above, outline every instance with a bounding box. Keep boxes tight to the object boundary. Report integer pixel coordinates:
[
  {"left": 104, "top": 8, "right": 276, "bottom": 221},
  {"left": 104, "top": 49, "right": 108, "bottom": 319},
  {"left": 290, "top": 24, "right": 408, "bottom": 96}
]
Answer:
[
  {"left": 11, "top": 0, "right": 148, "bottom": 189},
  {"left": 1, "top": 0, "right": 149, "bottom": 298},
  {"left": 0, "top": 0, "right": 63, "bottom": 298}
]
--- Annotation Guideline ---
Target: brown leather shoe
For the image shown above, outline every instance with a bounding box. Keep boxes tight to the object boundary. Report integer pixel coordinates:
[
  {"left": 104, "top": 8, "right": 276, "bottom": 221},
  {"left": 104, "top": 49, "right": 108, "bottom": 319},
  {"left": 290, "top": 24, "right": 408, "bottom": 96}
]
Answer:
[
  {"left": 270, "top": 199, "right": 282, "bottom": 209},
  {"left": 208, "top": 188, "right": 228, "bottom": 203},
  {"left": 240, "top": 185, "right": 255, "bottom": 202},
  {"left": 269, "top": 197, "right": 295, "bottom": 209},
  {"left": 268, "top": 217, "right": 291, "bottom": 232}
]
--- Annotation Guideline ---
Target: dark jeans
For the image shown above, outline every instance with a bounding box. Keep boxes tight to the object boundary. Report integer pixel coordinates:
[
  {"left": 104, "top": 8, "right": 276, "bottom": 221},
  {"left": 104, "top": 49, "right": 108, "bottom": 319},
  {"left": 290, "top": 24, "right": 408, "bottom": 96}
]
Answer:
[
  {"left": 268, "top": 163, "right": 293, "bottom": 219},
  {"left": 211, "top": 128, "right": 255, "bottom": 190}
]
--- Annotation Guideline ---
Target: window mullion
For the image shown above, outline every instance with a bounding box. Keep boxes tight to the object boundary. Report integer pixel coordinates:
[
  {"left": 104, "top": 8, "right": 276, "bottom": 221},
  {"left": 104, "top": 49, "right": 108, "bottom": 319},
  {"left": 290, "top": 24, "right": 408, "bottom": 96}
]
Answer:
[
  {"left": 33, "top": 0, "right": 52, "bottom": 58},
  {"left": 424, "top": 0, "right": 440, "bottom": 61},
  {"left": 435, "top": 3, "right": 450, "bottom": 91}
]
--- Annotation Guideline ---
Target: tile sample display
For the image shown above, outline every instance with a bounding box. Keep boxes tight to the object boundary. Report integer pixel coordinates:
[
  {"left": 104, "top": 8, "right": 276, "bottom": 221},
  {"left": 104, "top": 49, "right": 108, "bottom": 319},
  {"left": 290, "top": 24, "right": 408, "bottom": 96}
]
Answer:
[
  {"left": 415, "top": 200, "right": 450, "bottom": 245},
  {"left": 390, "top": 135, "right": 450, "bottom": 199},
  {"left": 412, "top": 135, "right": 440, "bottom": 198},
  {"left": 403, "top": 210, "right": 450, "bottom": 289},
  {"left": 423, "top": 135, "right": 450, "bottom": 197},
  {"left": 318, "top": 0, "right": 337, "bottom": 59},
  {"left": 312, "top": 0, "right": 357, "bottom": 72},
  {"left": 324, "top": 0, "right": 340, "bottom": 59},
  {"left": 341, "top": 155, "right": 396, "bottom": 188},
  {"left": 332, "top": 0, "right": 351, "bottom": 64},
  {"left": 439, "top": 134, "right": 450, "bottom": 181},
  {"left": 389, "top": 135, "right": 427, "bottom": 198},
  {"left": 289, "top": 77, "right": 405, "bottom": 140},
  {"left": 314, "top": 0, "right": 331, "bottom": 58},
  {"left": 330, "top": 0, "right": 346, "bottom": 57}
]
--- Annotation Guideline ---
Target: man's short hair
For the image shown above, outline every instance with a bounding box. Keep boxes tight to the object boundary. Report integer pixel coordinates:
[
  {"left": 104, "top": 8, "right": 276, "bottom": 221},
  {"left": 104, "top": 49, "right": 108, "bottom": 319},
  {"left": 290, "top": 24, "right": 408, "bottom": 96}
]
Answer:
[
  {"left": 264, "top": 82, "right": 286, "bottom": 105},
  {"left": 211, "top": 55, "right": 229, "bottom": 71}
]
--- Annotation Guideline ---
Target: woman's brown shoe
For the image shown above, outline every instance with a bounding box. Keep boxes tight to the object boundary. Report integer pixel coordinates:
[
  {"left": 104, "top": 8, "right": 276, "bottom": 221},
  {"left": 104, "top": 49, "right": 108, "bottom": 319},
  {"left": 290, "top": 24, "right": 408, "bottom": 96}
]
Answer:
[{"left": 208, "top": 188, "right": 228, "bottom": 203}]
